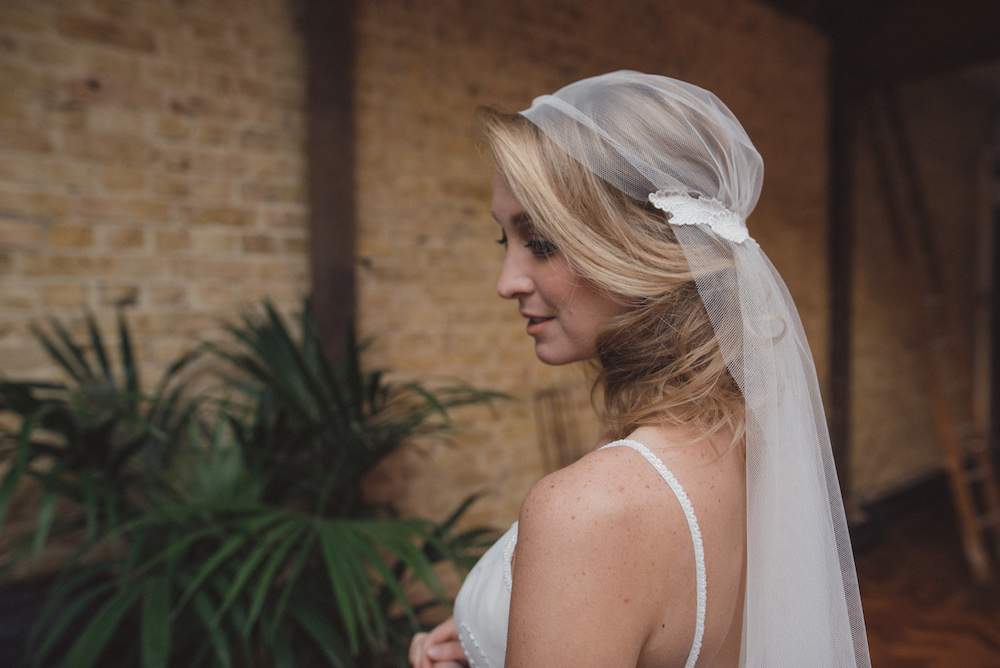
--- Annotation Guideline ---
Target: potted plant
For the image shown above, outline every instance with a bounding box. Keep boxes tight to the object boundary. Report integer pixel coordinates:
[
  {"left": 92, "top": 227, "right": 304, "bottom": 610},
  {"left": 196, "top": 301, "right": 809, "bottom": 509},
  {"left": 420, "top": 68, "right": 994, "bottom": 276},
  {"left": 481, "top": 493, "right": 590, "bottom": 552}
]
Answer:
[{"left": 0, "top": 300, "right": 500, "bottom": 667}]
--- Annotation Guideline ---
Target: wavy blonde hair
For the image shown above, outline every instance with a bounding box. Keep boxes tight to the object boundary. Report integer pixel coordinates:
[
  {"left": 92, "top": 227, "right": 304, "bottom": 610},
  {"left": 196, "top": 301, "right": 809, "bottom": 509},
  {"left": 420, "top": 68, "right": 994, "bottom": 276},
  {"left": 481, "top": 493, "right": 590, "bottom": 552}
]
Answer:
[{"left": 480, "top": 107, "right": 745, "bottom": 445}]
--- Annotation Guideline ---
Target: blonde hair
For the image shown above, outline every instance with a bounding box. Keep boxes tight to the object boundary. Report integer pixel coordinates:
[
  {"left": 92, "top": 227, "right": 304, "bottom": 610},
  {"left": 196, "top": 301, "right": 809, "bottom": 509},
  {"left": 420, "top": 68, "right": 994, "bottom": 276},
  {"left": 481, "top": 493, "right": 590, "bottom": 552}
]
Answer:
[{"left": 480, "top": 107, "right": 744, "bottom": 444}]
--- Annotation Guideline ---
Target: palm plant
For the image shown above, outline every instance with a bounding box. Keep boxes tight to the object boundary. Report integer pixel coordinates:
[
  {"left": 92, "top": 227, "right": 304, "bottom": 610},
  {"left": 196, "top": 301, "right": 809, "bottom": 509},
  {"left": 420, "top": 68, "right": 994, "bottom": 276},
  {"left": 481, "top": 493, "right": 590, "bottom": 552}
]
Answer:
[
  {"left": 203, "top": 300, "right": 501, "bottom": 664},
  {"left": 1, "top": 301, "right": 500, "bottom": 667},
  {"left": 0, "top": 312, "right": 195, "bottom": 577},
  {"left": 211, "top": 301, "right": 494, "bottom": 517}
]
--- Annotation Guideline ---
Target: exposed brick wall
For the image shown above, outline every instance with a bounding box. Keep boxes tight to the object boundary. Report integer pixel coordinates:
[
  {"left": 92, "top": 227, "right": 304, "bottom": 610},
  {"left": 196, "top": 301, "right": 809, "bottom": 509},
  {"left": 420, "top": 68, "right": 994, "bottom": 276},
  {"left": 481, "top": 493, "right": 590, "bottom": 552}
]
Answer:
[
  {"left": 1, "top": 0, "right": 832, "bottom": 538},
  {"left": 353, "top": 0, "right": 830, "bottom": 528},
  {"left": 0, "top": 0, "right": 308, "bottom": 382}
]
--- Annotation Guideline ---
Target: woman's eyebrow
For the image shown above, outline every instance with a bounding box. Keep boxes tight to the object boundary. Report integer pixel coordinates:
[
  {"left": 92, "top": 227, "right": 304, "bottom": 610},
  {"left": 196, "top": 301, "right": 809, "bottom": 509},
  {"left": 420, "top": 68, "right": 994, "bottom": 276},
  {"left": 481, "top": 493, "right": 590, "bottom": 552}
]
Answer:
[{"left": 490, "top": 211, "right": 534, "bottom": 228}]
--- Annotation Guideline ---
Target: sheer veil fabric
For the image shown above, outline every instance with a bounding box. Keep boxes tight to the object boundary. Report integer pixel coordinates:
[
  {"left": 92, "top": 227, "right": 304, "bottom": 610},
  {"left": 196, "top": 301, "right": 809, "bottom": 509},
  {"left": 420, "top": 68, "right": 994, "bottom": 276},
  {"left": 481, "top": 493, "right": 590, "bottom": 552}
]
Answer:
[{"left": 520, "top": 71, "right": 871, "bottom": 667}]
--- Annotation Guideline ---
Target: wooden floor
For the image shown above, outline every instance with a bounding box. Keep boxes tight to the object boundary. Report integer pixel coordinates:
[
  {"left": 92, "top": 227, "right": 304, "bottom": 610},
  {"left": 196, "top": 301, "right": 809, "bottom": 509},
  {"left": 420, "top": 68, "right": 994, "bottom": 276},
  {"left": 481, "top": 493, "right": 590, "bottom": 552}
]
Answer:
[{"left": 856, "top": 501, "right": 1000, "bottom": 667}]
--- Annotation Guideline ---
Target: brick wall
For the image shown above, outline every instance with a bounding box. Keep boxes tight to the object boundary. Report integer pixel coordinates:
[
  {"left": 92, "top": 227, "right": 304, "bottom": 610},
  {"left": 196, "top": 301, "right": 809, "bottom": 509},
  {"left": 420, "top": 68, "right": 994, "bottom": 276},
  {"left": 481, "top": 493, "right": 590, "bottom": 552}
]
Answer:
[
  {"left": 353, "top": 0, "right": 830, "bottom": 528},
  {"left": 0, "top": 0, "right": 831, "bottom": 535},
  {"left": 0, "top": 0, "right": 308, "bottom": 383}
]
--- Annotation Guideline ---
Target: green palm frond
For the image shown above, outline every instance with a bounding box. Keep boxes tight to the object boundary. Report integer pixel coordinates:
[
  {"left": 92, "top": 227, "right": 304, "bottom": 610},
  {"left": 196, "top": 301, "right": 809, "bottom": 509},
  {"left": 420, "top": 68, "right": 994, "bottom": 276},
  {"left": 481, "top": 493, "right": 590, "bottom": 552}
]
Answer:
[
  {"left": 205, "top": 299, "right": 505, "bottom": 516},
  {"left": 30, "top": 506, "right": 485, "bottom": 667},
  {"left": 0, "top": 311, "right": 198, "bottom": 571},
  {"left": 2, "top": 298, "right": 502, "bottom": 667}
]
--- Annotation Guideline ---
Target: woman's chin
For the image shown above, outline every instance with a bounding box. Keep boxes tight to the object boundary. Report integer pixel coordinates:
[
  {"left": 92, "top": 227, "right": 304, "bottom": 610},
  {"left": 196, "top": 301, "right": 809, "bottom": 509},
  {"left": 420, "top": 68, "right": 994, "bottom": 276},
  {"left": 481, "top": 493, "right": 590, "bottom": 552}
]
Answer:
[{"left": 533, "top": 343, "right": 592, "bottom": 367}]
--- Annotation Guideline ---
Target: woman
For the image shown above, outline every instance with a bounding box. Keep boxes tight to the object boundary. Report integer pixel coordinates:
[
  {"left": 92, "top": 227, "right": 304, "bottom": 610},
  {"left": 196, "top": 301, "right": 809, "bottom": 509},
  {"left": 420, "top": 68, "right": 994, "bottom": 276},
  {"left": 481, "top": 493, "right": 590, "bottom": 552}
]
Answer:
[{"left": 410, "top": 71, "right": 870, "bottom": 668}]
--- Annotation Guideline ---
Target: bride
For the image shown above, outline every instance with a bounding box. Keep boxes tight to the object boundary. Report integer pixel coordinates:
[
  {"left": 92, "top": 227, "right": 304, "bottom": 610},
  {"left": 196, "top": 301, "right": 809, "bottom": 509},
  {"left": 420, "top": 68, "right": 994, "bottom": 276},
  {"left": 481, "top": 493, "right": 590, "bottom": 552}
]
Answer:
[{"left": 409, "top": 71, "right": 870, "bottom": 668}]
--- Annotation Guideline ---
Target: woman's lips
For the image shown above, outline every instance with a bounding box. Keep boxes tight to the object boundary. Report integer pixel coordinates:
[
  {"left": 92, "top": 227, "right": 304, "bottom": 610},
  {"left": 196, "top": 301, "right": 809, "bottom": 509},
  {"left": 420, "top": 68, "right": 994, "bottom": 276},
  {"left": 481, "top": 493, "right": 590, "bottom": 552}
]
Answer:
[{"left": 525, "top": 315, "right": 554, "bottom": 336}]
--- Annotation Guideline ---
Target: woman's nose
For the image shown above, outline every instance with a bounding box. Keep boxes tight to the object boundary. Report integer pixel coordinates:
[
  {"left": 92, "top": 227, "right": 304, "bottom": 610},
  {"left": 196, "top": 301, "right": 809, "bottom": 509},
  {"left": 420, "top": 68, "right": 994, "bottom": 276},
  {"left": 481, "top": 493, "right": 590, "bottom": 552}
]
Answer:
[{"left": 496, "top": 253, "right": 532, "bottom": 300}]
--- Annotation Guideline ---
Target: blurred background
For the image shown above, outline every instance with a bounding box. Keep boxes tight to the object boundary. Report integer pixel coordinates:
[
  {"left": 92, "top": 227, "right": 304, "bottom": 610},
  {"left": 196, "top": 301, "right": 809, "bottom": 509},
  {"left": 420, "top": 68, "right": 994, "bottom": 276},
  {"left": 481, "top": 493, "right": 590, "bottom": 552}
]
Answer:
[{"left": 1, "top": 0, "right": 999, "bottom": 664}]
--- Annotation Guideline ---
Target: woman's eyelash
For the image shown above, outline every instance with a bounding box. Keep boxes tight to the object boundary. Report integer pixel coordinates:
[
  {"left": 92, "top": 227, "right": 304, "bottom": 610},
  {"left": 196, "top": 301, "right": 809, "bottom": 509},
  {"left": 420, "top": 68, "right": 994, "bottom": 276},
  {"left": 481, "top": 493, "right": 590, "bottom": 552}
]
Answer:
[
  {"left": 525, "top": 239, "right": 558, "bottom": 258},
  {"left": 495, "top": 231, "right": 557, "bottom": 258}
]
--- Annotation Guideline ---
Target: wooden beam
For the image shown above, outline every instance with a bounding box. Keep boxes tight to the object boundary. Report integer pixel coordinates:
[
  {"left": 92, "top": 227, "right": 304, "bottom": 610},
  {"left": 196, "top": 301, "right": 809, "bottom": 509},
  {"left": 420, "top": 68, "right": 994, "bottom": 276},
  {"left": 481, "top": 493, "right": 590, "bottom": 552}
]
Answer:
[
  {"left": 993, "top": 160, "right": 1000, "bottom": 452},
  {"left": 839, "top": 0, "right": 1000, "bottom": 91},
  {"left": 828, "top": 11, "right": 860, "bottom": 502},
  {"left": 761, "top": 0, "right": 1000, "bottom": 90},
  {"left": 302, "top": 0, "right": 356, "bottom": 363}
]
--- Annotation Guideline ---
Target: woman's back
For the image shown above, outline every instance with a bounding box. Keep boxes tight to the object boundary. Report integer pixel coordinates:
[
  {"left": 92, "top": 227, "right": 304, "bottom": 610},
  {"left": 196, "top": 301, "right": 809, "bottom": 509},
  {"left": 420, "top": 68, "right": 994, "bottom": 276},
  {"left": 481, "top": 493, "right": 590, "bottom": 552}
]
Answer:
[{"left": 504, "top": 424, "right": 745, "bottom": 668}]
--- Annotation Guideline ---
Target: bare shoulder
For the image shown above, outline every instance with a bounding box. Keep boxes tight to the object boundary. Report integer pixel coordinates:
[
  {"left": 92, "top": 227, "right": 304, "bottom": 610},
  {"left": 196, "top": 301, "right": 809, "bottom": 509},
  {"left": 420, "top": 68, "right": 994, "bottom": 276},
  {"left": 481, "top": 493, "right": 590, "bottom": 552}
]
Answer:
[
  {"left": 507, "top": 428, "right": 745, "bottom": 667},
  {"left": 515, "top": 442, "right": 696, "bottom": 577},
  {"left": 518, "top": 444, "right": 666, "bottom": 534},
  {"left": 505, "top": 441, "right": 705, "bottom": 666},
  {"left": 515, "top": 425, "right": 743, "bottom": 593},
  {"left": 520, "top": 426, "right": 740, "bottom": 524}
]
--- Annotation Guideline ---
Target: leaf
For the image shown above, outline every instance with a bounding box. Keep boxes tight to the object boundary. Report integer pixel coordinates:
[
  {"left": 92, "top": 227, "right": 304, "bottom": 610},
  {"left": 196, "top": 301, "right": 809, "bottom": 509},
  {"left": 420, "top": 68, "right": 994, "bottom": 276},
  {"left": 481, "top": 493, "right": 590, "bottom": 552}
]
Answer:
[
  {"left": 172, "top": 533, "right": 249, "bottom": 617},
  {"left": 439, "top": 491, "right": 487, "bottom": 536},
  {"left": 104, "top": 487, "right": 122, "bottom": 556},
  {"left": 61, "top": 584, "right": 143, "bottom": 668},
  {"left": 142, "top": 578, "right": 172, "bottom": 668},
  {"left": 340, "top": 327, "right": 366, "bottom": 424},
  {"left": 86, "top": 312, "right": 113, "bottom": 384},
  {"left": 350, "top": 525, "right": 419, "bottom": 629},
  {"left": 267, "top": 531, "right": 315, "bottom": 642},
  {"left": 210, "top": 519, "right": 295, "bottom": 627},
  {"left": 242, "top": 518, "right": 306, "bottom": 637},
  {"left": 0, "top": 379, "right": 53, "bottom": 417},
  {"left": 31, "top": 485, "right": 59, "bottom": 564},
  {"left": 81, "top": 471, "right": 98, "bottom": 547},
  {"left": 190, "top": 588, "right": 233, "bottom": 668},
  {"left": 270, "top": 625, "right": 296, "bottom": 668},
  {"left": 31, "top": 320, "right": 87, "bottom": 383},
  {"left": 206, "top": 572, "right": 253, "bottom": 664},
  {"left": 317, "top": 525, "right": 366, "bottom": 652},
  {"left": 400, "top": 381, "right": 451, "bottom": 423},
  {"left": 117, "top": 310, "right": 139, "bottom": 397},
  {"left": 113, "top": 521, "right": 223, "bottom": 577},
  {"left": 28, "top": 571, "right": 116, "bottom": 667},
  {"left": 288, "top": 598, "right": 354, "bottom": 667},
  {"left": 361, "top": 520, "right": 449, "bottom": 602},
  {"left": 0, "top": 407, "right": 47, "bottom": 533}
]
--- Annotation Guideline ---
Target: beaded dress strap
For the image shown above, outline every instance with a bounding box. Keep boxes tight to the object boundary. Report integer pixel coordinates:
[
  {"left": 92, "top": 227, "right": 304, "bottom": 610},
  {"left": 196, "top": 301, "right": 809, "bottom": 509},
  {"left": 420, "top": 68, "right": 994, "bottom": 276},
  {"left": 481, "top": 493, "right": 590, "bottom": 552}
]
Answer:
[{"left": 599, "top": 439, "right": 706, "bottom": 668}]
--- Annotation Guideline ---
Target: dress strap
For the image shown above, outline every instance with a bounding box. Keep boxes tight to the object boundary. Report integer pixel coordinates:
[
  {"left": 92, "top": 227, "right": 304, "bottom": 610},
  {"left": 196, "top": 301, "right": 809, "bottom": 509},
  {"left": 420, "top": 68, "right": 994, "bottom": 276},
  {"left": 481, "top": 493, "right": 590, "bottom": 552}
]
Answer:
[{"left": 599, "top": 439, "right": 706, "bottom": 668}]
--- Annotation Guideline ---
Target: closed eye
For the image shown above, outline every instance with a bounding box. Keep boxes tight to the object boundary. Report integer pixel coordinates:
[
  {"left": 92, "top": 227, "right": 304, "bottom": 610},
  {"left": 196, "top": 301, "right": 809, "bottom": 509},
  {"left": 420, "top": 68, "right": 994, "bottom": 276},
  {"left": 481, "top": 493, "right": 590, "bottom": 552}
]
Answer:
[
  {"left": 496, "top": 231, "right": 508, "bottom": 247},
  {"left": 525, "top": 238, "right": 557, "bottom": 259}
]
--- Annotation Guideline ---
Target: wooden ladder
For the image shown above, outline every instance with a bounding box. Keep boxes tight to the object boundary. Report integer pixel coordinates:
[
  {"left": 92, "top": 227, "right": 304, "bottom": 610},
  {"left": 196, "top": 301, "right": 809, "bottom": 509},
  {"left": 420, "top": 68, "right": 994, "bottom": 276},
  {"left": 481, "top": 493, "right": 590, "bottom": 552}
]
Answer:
[{"left": 864, "top": 90, "right": 1000, "bottom": 582}]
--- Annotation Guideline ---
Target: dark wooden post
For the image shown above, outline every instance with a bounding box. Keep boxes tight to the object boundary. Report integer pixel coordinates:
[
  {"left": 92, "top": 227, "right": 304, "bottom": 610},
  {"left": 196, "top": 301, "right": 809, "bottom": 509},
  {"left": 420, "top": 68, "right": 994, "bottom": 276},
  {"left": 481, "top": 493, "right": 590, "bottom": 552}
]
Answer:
[
  {"left": 992, "top": 160, "right": 1000, "bottom": 453},
  {"left": 827, "top": 10, "right": 857, "bottom": 502},
  {"left": 302, "top": 0, "right": 356, "bottom": 363}
]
